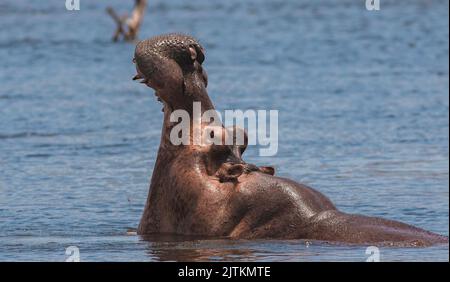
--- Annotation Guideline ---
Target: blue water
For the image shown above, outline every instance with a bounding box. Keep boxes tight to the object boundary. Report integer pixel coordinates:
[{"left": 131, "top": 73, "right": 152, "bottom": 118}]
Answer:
[{"left": 0, "top": 0, "right": 448, "bottom": 261}]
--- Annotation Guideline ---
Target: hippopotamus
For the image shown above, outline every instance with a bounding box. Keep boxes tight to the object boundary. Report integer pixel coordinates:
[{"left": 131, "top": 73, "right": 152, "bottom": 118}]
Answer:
[{"left": 132, "top": 33, "right": 448, "bottom": 246}]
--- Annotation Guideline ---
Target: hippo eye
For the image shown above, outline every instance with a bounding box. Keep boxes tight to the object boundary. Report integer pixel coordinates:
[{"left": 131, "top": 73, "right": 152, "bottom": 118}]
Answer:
[{"left": 210, "top": 131, "right": 214, "bottom": 139}]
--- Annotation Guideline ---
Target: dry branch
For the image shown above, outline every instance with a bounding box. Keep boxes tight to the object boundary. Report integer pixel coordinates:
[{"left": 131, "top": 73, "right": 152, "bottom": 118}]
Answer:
[{"left": 107, "top": 0, "right": 147, "bottom": 42}]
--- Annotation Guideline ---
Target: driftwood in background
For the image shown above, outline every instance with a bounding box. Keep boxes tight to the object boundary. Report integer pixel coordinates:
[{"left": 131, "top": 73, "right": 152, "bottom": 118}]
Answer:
[{"left": 107, "top": 0, "right": 147, "bottom": 42}]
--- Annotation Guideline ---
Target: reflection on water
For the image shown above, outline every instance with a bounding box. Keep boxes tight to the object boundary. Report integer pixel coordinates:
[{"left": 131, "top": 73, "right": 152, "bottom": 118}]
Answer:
[
  {"left": 141, "top": 239, "right": 449, "bottom": 262},
  {"left": 1, "top": 234, "right": 448, "bottom": 262},
  {"left": 0, "top": 0, "right": 448, "bottom": 261},
  {"left": 144, "top": 238, "right": 260, "bottom": 262}
]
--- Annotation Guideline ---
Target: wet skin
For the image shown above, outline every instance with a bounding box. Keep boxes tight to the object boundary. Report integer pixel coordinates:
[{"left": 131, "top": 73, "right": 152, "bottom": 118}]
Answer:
[{"left": 132, "top": 34, "right": 448, "bottom": 246}]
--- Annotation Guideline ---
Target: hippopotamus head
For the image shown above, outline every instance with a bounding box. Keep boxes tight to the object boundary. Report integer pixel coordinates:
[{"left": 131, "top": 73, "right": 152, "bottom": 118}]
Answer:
[
  {"left": 133, "top": 34, "right": 211, "bottom": 111},
  {"left": 133, "top": 34, "right": 274, "bottom": 184}
]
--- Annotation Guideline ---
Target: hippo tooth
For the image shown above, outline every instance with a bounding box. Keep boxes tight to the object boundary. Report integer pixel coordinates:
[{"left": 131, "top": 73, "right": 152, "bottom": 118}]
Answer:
[{"left": 132, "top": 74, "right": 142, "bottom": 80}]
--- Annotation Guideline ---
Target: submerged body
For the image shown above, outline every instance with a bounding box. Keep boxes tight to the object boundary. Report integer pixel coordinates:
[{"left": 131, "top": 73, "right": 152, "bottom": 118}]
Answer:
[{"left": 133, "top": 34, "right": 447, "bottom": 246}]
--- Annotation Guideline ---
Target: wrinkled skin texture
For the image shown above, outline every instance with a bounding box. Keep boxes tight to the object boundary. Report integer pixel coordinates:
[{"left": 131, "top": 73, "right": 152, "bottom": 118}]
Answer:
[{"left": 133, "top": 34, "right": 448, "bottom": 246}]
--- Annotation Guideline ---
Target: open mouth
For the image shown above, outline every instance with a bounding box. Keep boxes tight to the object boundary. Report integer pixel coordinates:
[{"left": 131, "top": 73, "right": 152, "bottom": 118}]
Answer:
[
  {"left": 132, "top": 72, "right": 164, "bottom": 110},
  {"left": 132, "top": 57, "right": 150, "bottom": 86},
  {"left": 132, "top": 72, "right": 149, "bottom": 85},
  {"left": 132, "top": 73, "right": 148, "bottom": 89}
]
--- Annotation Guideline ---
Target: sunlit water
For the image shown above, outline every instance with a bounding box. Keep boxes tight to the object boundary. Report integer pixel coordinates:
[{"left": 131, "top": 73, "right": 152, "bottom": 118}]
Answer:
[{"left": 0, "top": 0, "right": 448, "bottom": 261}]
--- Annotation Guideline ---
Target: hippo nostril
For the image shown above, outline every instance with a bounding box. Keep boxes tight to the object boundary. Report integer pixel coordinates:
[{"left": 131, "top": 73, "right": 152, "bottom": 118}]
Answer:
[
  {"left": 134, "top": 34, "right": 205, "bottom": 75},
  {"left": 188, "top": 46, "right": 197, "bottom": 62},
  {"left": 193, "top": 45, "right": 205, "bottom": 64}
]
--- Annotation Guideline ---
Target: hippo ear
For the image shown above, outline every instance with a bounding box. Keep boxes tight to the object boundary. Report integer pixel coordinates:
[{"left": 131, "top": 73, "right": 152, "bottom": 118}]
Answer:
[
  {"left": 259, "top": 166, "right": 275, "bottom": 176},
  {"left": 216, "top": 163, "right": 245, "bottom": 183}
]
